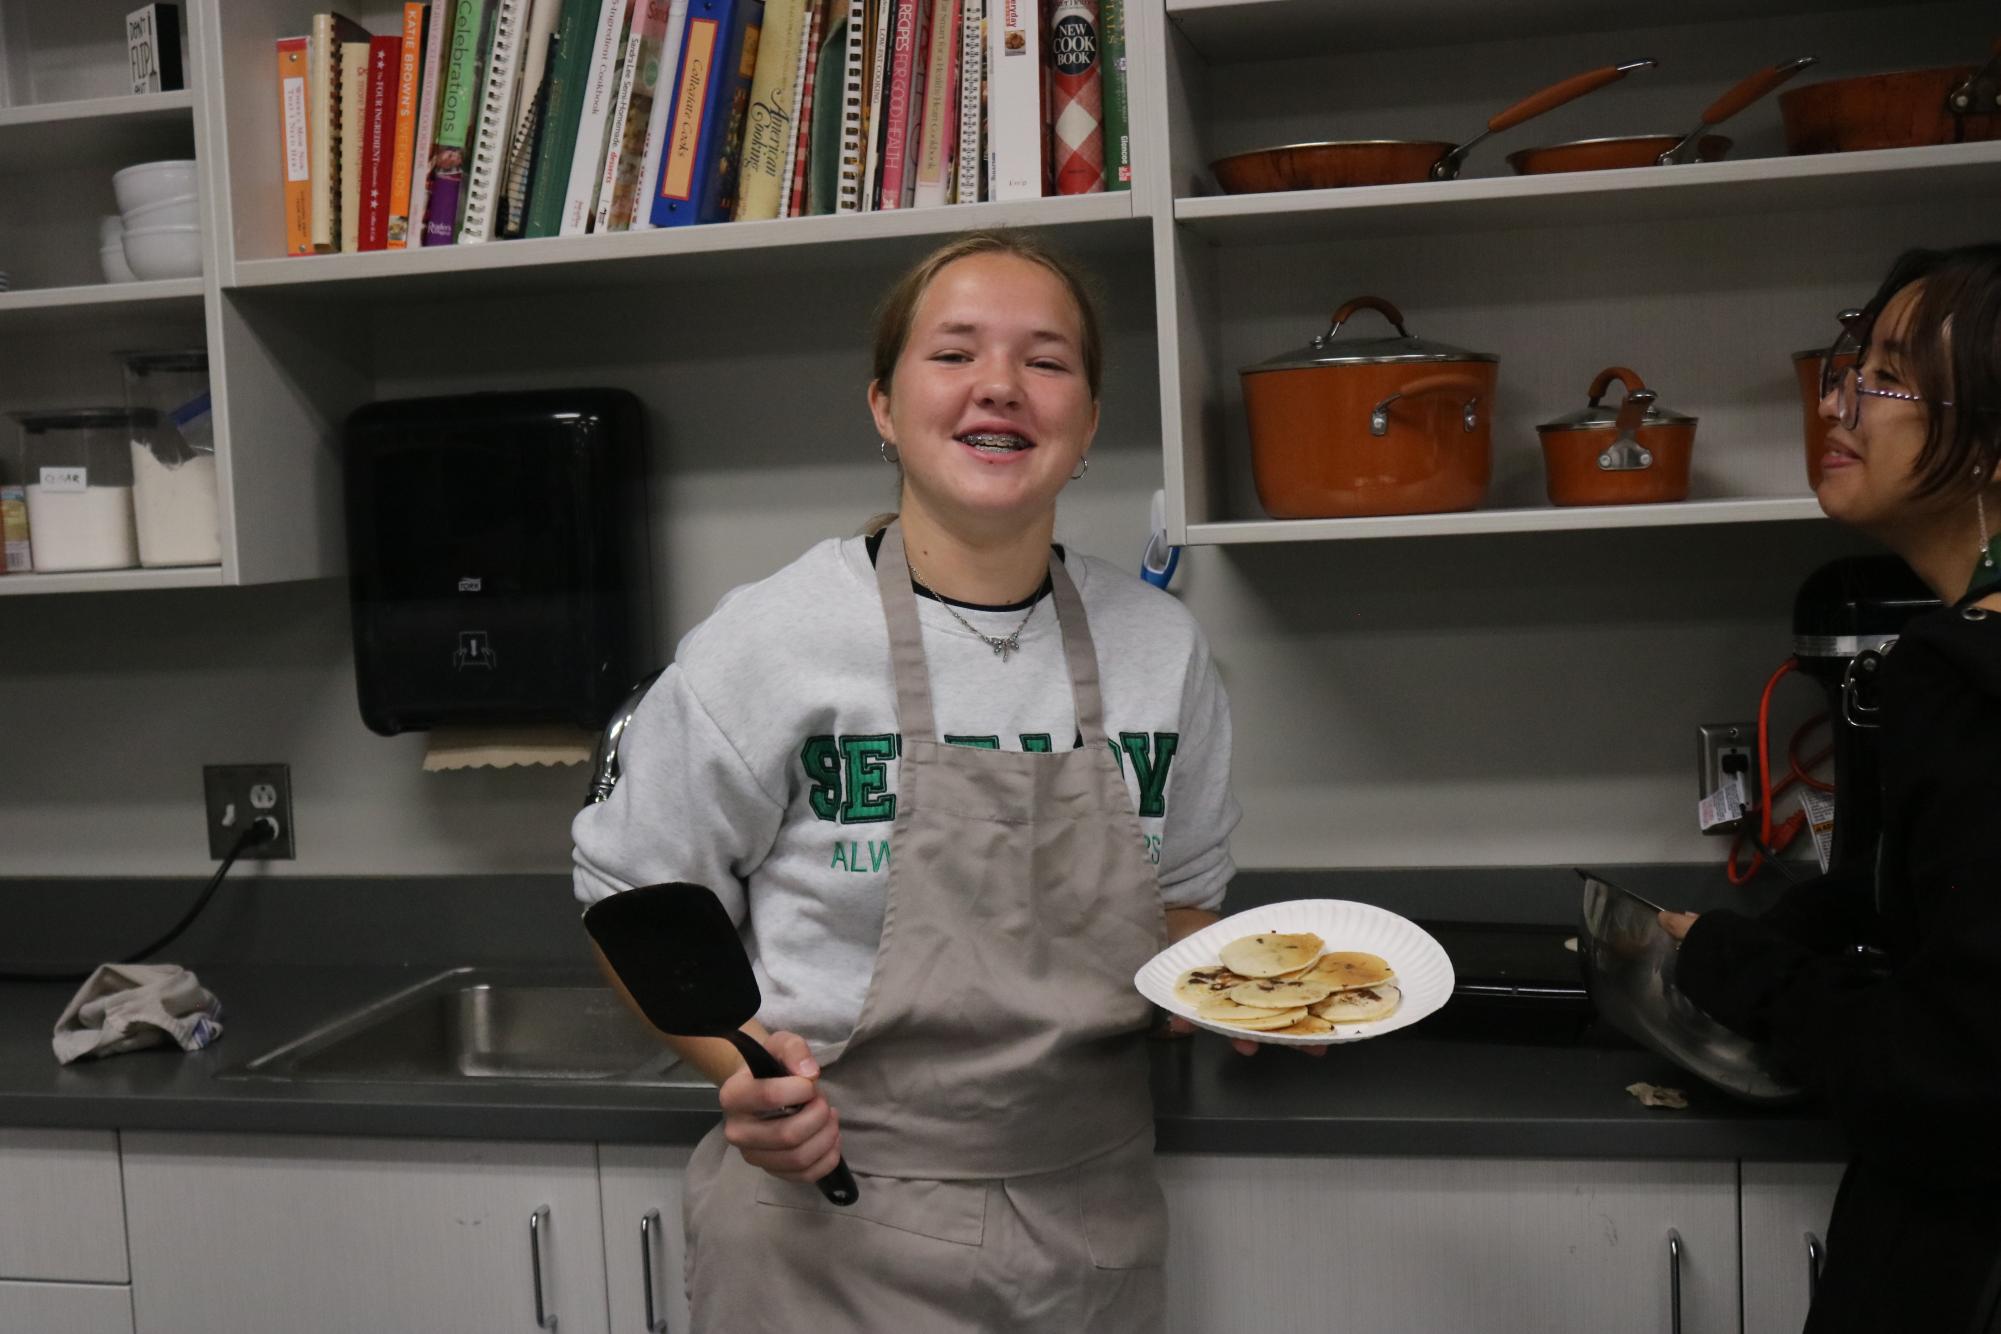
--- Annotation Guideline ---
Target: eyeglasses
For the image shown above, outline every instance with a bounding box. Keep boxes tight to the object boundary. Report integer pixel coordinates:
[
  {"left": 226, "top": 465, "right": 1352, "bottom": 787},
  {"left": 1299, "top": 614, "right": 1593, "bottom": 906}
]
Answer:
[{"left": 1818, "top": 307, "right": 1955, "bottom": 431}]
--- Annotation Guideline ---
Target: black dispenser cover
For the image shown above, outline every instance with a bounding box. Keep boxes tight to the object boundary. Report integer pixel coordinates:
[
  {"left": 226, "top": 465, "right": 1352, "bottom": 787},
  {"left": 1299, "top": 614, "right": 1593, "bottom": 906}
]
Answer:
[{"left": 344, "top": 389, "right": 651, "bottom": 736}]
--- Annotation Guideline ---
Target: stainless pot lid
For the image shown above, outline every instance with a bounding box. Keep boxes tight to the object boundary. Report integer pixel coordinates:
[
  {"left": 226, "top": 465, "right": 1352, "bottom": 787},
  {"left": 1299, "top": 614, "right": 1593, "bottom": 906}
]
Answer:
[
  {"left": 1539, "top": 393, "right": 1696, "bottom": 432},
  {"left": 1241, "top": 297, "right": 1498, "bottom": 374}
]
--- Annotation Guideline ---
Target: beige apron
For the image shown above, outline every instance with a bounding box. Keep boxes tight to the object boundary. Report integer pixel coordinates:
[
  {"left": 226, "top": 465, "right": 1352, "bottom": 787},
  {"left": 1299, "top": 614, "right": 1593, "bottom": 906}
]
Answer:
[{"left": 684, "top": 520, "right": 1170, "bottom": 1332}]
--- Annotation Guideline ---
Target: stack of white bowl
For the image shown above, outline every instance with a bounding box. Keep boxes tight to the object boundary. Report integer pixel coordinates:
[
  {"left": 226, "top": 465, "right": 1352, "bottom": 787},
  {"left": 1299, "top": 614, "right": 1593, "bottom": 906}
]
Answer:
[{"left": 105, "top": 160, "right": 202, "bottom": 282}]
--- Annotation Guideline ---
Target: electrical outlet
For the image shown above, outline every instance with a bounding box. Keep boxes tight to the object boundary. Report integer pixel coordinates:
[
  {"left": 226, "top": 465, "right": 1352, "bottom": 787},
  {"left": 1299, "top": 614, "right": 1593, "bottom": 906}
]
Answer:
[
  {"left": 1696, "top": 723, "right": 1757, "bottom": 832},
  {"left": 202, "top": 763, "right": 295, "bottom": 859}
]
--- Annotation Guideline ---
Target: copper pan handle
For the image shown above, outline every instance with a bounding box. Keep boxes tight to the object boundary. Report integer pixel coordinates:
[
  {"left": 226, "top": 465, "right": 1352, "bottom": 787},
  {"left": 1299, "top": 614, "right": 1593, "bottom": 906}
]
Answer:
[
  {"left": 1324, "top": 296, "right": 1411, "bottom": 342},
  {"left": 1370, "top": 373, "right": 1487, "bottom": 437},
  {"left": 1433, "top": 60, "right": 1656, "bottom": 179},
  {"left": 1587, "top": 366, "right": 1650, "bottom": 407},
  {"left": 1701, "top": 56, "right": 1817, "bottom": 125},
  {"left": 1489, "top": 60, "right": 1657, "bottom": 134}
]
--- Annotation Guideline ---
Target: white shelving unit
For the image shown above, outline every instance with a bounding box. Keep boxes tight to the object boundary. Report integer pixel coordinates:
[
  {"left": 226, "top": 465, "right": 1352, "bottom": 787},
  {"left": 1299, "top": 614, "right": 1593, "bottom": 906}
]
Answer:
[
  {"left": 4, "top": 0, "right": 1996, "bottom": 593},
  {"left": 0, "top": 90, "right": 195, "bottom": 172},
  {"left": 1145, "top": 0, "right": 1999, "bottom": 544},
  {"left": 0, "top": 0, "right": 212, "bottom": 595}
]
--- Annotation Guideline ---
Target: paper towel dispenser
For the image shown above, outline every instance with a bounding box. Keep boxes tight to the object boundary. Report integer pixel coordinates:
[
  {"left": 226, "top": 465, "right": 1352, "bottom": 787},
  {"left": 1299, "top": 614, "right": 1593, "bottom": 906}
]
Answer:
[{"left": 343, "top": 389, "right": 652, "bottom": 737}]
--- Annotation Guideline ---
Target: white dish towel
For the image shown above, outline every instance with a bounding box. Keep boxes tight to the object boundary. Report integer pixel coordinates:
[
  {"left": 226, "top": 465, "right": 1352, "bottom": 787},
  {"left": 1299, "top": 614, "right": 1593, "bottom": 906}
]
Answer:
[{"left": 51, "top": 963, "right": 223, "bottom": 1066}]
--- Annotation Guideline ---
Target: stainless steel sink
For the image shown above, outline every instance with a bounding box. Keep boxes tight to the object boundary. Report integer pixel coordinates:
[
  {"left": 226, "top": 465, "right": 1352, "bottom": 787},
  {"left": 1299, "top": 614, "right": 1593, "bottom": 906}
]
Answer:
[{"left": 220, "top": 967, "right": 712, "bottom": 1087}]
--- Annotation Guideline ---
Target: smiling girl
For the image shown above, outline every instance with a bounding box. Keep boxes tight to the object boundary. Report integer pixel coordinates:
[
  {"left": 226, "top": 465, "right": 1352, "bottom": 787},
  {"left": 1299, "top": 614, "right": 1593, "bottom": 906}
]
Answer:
[
  {"left": 1661, "top": 244, "right": 2001, "bottom": 1332},
  {"left": 573, "top": 231, "right": 1241, "bottom": 1331}
]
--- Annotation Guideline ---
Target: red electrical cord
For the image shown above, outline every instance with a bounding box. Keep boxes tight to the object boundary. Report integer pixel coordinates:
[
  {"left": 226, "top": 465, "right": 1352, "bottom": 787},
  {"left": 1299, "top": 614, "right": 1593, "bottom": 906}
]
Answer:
[{"left": 1726, "top": 658, "right": 1836, "bottom": 885}]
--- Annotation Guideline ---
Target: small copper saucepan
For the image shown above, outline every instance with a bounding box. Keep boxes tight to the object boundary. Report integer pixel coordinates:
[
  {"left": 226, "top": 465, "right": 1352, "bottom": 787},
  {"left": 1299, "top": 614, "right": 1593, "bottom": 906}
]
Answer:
[
  {"left": 1509, "top": 57, "right": 1818, "bottom": 174},
  {"left": 1537, "top": 367, "right": 1697, "bottom": 507},
  {"left": 1211, "top": 60, "right": 1656, "bottom": 194}
]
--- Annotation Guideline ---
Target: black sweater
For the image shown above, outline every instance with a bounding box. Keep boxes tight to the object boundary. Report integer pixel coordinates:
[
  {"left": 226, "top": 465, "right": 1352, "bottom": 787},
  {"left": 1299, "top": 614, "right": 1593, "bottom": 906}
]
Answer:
[{"left": 1677, "top": 605, "right": 2001, "bottom": 1333}]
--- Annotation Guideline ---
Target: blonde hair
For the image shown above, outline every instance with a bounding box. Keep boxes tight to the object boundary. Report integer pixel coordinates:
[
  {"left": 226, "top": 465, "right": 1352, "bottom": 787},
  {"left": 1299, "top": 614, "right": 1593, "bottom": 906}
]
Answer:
[{"left": 869, "top": 230, "right": 1105, "bottom": 400}]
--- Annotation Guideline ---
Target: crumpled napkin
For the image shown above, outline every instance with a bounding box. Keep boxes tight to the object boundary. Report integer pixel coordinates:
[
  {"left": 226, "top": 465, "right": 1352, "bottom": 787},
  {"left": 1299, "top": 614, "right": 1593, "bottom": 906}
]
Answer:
[{"left": 51, "top": 963, "right": 223, "bottom": 1066}]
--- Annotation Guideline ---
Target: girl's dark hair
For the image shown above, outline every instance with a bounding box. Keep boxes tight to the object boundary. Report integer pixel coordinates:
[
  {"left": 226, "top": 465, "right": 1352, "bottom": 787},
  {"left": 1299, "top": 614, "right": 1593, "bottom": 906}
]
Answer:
[
  {"left": 870, "top": 230, "right": 1105, "bottom": 400},
  {"left": 1852, "top": 244, "right": 2001, "bottom": 498}
]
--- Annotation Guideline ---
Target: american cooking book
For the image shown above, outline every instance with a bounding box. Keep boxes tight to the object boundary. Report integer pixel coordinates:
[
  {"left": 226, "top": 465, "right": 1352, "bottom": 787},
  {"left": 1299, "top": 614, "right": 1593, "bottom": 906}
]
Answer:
[{"left": 734, "top": 0, "right": 810, "bottom": 220}]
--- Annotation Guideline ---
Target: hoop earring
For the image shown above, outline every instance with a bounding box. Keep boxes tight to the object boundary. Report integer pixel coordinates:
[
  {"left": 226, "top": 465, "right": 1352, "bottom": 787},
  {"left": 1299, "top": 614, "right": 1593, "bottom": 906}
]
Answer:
[
  {"left": 1071, "top": 456, "right": 1090, "bottom": 481},
  {"left": 880, "top": 440, "right": 900, "bottom": 465}
]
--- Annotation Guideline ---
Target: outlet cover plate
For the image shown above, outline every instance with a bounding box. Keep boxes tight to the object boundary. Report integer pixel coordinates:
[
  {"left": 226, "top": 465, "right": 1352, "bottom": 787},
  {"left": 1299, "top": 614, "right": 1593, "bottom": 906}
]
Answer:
[
  {"left": 1696, "top": 723, "right": 1757, "bottom": 832},
  {"left": 202, "top": 763, "right": 295, "bottom": 859}
]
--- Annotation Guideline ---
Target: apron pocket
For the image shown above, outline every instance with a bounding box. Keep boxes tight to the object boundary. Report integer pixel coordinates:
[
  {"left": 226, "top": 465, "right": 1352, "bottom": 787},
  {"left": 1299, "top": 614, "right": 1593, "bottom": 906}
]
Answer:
[
  {"left": 1080, "top": 1152, "right": 1169, "bottom": 1270},
  {"left": 754, "top": 1171, "right": 989, "bottom": 1248}
]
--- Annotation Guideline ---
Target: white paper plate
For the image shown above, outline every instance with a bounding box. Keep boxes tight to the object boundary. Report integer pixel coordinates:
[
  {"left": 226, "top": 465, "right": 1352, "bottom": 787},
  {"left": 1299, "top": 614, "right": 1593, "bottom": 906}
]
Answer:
[{"left": 1135, "top": 899, "right": 1455, "bottom": 1045}]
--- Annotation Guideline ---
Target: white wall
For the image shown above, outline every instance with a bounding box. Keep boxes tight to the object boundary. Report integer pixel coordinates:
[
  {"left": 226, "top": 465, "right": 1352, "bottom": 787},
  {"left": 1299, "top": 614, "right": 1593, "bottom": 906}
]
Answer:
[
  {"left": 0, "top": 482, "right": 1859, "bottom": 877},
  {"left": 0, "top": 241, "right": 1864, "bottom": 876}
]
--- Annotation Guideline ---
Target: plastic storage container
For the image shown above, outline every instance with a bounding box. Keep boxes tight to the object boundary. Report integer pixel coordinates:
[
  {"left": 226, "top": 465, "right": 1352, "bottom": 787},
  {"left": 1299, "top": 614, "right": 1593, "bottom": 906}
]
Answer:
[
  {"left": 122, "top": 350, "right": 220, "bottom": 567},
  {"left": 12, "top": 410, "right": 146, "bottom": 572}
]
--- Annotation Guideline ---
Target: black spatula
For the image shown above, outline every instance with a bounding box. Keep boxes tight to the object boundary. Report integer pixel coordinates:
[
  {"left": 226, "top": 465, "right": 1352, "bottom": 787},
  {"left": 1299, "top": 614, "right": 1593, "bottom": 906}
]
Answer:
[{"left": 584, "top": 882, "right": 860, "bottom": 1206}]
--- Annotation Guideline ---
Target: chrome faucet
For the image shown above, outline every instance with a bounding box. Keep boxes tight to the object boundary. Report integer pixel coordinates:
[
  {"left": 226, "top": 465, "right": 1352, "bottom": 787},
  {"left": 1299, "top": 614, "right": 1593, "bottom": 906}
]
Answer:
[{"left": 585, "top": 669, "right": 663, "bottom": 806}]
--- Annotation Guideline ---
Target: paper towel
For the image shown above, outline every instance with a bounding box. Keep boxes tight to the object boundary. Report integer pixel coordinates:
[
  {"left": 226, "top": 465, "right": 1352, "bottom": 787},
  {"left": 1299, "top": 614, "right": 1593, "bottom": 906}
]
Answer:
[{"left": 422, "top": 725, "right": 596, "bottom": 771}]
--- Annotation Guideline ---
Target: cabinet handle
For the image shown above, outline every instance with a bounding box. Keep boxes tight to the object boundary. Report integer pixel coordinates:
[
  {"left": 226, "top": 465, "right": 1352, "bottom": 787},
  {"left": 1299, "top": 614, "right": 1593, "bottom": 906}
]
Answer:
[
  {"left": 641, "top": 1209, "right": 669, "bottom": 1333},
  {"left": 529, "top": 1204, "right": 557, "bottom": 1330},
  {"left": 1667, "top": 1228, "right": 1684, "bottom": 1334},
  {"left": 1806, "top": 1231, "right": 1825, "bottom": 1301}
]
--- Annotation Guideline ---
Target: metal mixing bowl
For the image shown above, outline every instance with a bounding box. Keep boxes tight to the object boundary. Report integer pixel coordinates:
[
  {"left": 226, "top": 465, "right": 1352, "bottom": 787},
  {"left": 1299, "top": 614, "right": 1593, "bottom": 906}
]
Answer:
[{"left": 1577, "top": 871, "right": 1806, "bottom": 1105}]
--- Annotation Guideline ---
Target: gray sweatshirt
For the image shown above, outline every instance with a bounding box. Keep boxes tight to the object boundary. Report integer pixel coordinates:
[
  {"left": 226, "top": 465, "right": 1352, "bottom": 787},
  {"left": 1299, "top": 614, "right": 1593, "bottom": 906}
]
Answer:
[{"left": 572, "top": 534, "right": 1238, "bottom": 1054}]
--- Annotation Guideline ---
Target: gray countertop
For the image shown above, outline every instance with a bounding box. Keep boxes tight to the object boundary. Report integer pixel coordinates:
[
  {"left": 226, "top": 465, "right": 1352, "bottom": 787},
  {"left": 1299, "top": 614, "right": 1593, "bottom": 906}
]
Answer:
[
  {"left": 0, "top": 867, "right": 1848, "bottom": 1160},
  {"left": 0, "top": 964, "right": 1845, "bottom": 1160}
]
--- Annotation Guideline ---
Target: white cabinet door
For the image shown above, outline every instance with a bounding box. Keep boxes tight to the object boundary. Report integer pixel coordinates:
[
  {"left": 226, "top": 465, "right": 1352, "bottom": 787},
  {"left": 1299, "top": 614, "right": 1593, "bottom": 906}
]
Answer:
[
  {"left": 0, "top": 1127, "right": 128, "bottom": 1282},
  {"left": 122, "top": 1132, "right": 609, "bottom": 1334},
  {"left": 1160, "top": 1155, "right": 1738, "bottom": 1334},
  {"left": 599, "top": 1145, "right": 694, "bottom": 1334},
  {"left": 0, "top": 1279, "right": 135, "bottom": 1334},
  {"left": 1742, "top": 1161, "right": 1845, "bottom": 1334}
]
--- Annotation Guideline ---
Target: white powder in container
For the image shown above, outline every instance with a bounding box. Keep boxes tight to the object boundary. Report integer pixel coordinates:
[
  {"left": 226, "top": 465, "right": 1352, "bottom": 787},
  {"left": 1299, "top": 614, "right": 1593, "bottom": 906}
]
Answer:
[
  {"left": 131, "top": 444, "right": 220, "bottom": 566},
  {"left": 25, "top": 485, "right": 139, "bottom": 571}
]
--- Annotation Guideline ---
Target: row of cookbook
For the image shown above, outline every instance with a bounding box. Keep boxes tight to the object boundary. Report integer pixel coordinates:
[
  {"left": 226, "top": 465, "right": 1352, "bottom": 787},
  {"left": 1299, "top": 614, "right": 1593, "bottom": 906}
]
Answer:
[{"left": 277, "top": 0, "right": 1129, "bottom": 254}]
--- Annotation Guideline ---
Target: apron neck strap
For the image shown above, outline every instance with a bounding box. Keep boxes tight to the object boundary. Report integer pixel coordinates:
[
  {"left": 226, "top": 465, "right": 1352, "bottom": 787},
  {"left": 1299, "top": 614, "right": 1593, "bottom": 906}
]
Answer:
[{"left": 873, "top": 520, "right": 1111, "bottom": 746}]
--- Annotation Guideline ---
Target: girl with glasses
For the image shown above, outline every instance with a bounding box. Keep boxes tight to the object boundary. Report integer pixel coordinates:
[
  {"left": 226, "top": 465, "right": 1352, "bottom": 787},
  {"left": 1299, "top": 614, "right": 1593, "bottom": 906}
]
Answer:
[{"left": 1660, "top": 244, "right": 2001, "bottom": 1334}]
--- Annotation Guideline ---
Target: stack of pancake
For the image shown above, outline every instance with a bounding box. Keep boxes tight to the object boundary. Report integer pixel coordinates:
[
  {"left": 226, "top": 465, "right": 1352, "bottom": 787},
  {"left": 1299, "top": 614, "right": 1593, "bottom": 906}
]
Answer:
[{"left": 1175, "top": 932, "right": 1401, "bottom": 1036}]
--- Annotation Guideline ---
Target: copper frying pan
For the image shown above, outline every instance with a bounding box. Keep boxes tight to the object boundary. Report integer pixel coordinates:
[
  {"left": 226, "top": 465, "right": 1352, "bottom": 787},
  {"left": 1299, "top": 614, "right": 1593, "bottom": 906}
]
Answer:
[
  {"left": 1509, "top": 56, "right": 1817, "bottom": 174},
  {"left": 1780, "top": 39, "right": 2001, "bottom": 153},
  {"left": 1211, "top": 60, "right": 1657, "bottom": 194}
]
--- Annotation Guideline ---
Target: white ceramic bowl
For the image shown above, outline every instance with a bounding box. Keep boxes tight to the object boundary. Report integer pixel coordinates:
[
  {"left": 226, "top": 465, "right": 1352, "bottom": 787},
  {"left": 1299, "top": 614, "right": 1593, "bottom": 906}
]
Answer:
[
  {"left": 112, "top": 160, "right": 198, "bottom": 215},
  {"left": 99, "top": 243, "right": 138, "bottom": 283},
  {"left": 98, "top": 213, "right": 126, "bottom": 246},
  {"left": 122, "top": 193, "right": 198, "bottom": 229},
  {"left": 121, "top": 224, "right": 202, "bottom": 280}
]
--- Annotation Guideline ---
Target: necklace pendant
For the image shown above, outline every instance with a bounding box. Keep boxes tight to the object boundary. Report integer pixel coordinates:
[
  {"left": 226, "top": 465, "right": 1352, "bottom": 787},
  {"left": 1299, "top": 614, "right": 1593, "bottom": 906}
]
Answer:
[{"left": 992, "top": 638, "right": 1011, "bottom": 661}]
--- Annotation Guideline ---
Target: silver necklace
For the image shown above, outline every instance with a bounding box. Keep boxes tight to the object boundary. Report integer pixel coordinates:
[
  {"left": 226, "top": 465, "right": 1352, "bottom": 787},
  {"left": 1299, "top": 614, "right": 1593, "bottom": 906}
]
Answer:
[{"left": 907, "top": 561, "right": 1039, "bottom": 661}]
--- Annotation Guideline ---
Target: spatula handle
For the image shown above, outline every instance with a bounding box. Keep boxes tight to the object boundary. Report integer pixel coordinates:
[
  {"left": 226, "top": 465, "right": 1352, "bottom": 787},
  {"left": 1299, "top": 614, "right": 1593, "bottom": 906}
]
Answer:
[{"left": 726, "top": 1030, "right": 860, "bottom": 1207}]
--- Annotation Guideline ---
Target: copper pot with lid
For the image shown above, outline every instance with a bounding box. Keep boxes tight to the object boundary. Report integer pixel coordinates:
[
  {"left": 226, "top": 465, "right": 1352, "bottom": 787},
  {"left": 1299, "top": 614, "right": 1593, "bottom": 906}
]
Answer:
[
  {"left": 1537, "top": 367, "right": 1698, "bottom": 506},
  {"left": 1239, "top": 296, "right": 1498, "bottom": 519}
]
